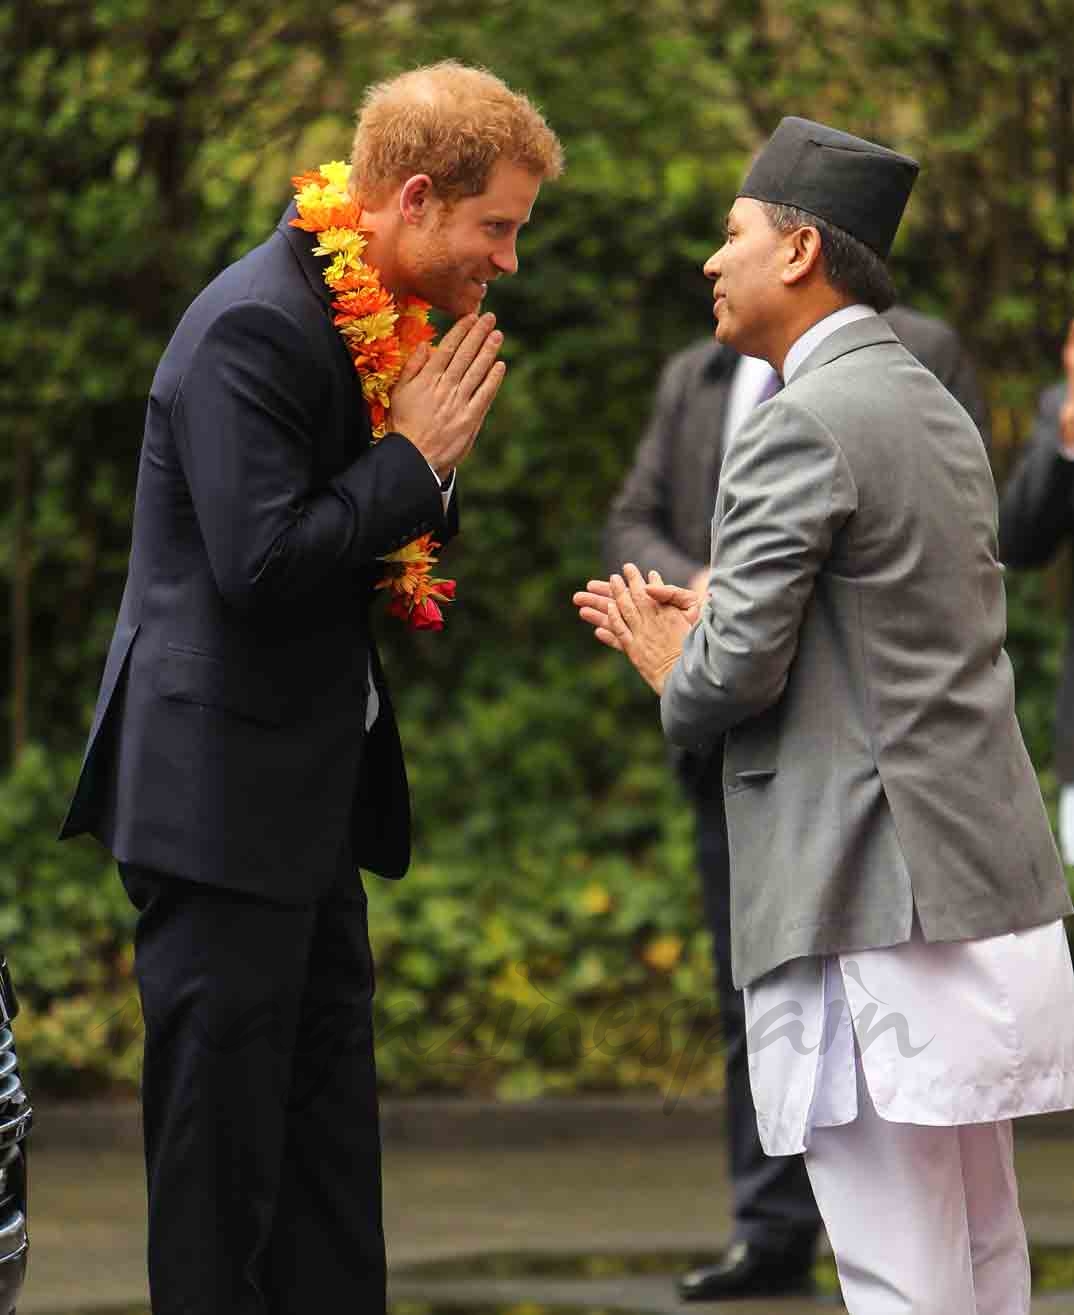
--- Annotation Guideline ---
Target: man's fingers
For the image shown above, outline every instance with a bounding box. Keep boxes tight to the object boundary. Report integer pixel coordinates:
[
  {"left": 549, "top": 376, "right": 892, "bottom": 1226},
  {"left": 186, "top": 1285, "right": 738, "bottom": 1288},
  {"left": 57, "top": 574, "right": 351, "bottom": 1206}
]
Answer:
[
  {"left": 462, "top": 360, "right": 507, "bottom": 442},
  {"left": 585, "top": 579, "right": 613, "bottom": 598},
  {"left": 459, "top": 326, "right": 505, "bottom": 400},
  {"left": 573, "top": 590, "right": 612, "bottom": 616},
  {"left": 646, "top": 583, "right": 697, "bottom": 610},
  {"left": 594, "top": 627, "right": 624, "bottom": 652},
  {"left": 577, "top": 605, "right": 610, "bottom": 629},
  {"left": 444, "top": 314, "right": 498, "bottom": 387},
  {"left": 421, "top": 314, "right": 479, "bottom": 379},
  {"left": 622, "top": 562, "right": 651, "bottom": 606},
  {"left": 607, "top": 596, "right": 634, "bottom": 637},
  {"left": 610, "top": 573, "right": 641, "bottom": 629},
  {"left": 396, "top": 341, "right": 431, "bottom": 386}
]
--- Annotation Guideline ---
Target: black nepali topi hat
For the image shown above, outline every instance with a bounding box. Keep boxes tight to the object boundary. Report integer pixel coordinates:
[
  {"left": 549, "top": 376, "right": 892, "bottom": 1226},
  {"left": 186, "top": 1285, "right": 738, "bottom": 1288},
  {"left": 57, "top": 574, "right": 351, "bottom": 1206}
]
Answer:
[{"left": 738, "top": 117, "right": 919, "bottom": 260}]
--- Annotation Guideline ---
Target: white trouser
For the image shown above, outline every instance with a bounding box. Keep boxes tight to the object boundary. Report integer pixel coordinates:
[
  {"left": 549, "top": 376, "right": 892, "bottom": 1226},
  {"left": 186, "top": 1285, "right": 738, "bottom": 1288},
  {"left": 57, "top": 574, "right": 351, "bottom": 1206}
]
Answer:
[{"left": 804, "top": 1055, "right": 1030, "bottom": 1314}]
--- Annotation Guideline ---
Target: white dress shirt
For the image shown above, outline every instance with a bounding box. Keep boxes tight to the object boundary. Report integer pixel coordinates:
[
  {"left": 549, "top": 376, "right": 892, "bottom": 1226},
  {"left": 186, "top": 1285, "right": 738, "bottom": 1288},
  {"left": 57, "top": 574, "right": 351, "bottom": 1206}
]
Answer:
[
  {"left": 739, "top": 306, "right": 1074, "bottom": 1153},
  {"left": 724, "top": 354, "right": 782, "bottom": 445}
]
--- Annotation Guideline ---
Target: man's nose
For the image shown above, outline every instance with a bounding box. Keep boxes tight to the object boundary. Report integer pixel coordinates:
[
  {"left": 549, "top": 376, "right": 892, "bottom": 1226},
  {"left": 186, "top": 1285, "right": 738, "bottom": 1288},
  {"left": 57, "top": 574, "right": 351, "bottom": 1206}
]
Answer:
[
  {"left": 703, "top": 248, "right": 723, "bottom": 281},
  {"left": 491, "top": 240, "right": 519, "bottom": 276}
]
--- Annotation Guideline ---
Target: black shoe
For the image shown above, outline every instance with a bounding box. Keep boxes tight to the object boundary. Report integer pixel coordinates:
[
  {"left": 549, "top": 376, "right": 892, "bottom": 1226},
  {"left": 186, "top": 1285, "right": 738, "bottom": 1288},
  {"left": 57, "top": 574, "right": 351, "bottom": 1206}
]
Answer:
[{"left": 678, "top": 1240, "right": 815, "bottom": 1301}]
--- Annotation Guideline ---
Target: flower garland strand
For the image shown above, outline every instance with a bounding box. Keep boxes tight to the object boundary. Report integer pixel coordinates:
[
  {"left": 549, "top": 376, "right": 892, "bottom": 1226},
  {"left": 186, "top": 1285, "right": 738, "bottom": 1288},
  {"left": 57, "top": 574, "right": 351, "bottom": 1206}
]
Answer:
[{"left": 291, "top": 161, "right": 456, "bottom": 631}]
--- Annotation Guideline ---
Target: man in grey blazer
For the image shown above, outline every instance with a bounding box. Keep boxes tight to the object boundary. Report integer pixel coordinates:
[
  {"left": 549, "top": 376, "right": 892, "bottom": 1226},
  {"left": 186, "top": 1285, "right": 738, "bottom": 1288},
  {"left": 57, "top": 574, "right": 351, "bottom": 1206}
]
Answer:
[
  {"left": 603, "top": 308, "right": 989, "bottom": 1302},
  {"left": 999, "top": 320, "right": 1074, "bottom": 854},
  {"left": 577, "top": 118, "right": 1074, "bottom": 1313}
]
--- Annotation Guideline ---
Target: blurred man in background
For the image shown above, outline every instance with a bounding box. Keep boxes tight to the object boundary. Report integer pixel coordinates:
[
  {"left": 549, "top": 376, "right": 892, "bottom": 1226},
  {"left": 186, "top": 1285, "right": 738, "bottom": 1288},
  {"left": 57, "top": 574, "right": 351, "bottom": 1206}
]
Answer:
[
  {"left": 605, "top": 286, "right": 990, "bottom": 1300},
  {"left": 999, "top": 318, "right": 1074, "bottom": 859}
]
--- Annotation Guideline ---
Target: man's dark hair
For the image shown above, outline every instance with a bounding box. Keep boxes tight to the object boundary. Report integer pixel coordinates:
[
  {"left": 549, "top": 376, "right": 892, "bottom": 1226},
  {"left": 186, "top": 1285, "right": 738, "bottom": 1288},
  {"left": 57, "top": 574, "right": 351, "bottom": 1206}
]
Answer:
[{"left": 761, "top": 202, "right": 897, "bottom": 311}]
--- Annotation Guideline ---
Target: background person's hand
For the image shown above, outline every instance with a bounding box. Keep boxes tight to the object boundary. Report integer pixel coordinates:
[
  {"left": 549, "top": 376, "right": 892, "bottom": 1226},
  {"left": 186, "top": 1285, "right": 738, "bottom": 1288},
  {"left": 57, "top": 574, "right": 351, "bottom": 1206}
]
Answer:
[
  {"left": 1062, "top": 320, "right": 1074, "bottom": 453},
  {"left": 390, "top": 313, "right": 506, "bottom": 477}
]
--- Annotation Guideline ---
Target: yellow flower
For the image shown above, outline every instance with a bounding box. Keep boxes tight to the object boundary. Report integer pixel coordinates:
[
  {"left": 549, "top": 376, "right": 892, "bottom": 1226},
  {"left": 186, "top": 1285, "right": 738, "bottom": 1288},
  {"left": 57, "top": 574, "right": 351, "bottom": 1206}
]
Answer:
[
  {"left": 295, "top": 180, "right": 329, "bottom": 211},
  {"left": 643, "top": 934, "right": 684, "bottom": 972},
  {"left": 353, "top": 308, "right": 398, "bottom": 342},
  {"left": 581, "top": 883, "right": 613, "bottom": 915},
  {"left": 323, "top": 250, "right": 364, "bottom": 285},
  {"left": 319, "top": 159, "right": 352, "bottom": 191},
  {"left": 312, "top": 227, "right": 366, "bottom": 259}
]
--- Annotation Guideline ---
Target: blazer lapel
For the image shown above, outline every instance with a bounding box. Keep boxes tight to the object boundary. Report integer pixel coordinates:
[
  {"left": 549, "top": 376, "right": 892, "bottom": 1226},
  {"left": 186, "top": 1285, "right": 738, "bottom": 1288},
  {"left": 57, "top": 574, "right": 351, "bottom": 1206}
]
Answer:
[{"left": 278, "top": 203, "right": 373, "bottom": 453}]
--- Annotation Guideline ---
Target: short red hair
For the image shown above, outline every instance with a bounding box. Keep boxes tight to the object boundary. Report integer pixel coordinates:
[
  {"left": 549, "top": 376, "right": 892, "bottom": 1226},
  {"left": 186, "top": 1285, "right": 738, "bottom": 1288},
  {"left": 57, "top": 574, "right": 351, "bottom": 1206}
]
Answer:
[{"left": 351, "top": 60, "right": 563, "bottom": 205}]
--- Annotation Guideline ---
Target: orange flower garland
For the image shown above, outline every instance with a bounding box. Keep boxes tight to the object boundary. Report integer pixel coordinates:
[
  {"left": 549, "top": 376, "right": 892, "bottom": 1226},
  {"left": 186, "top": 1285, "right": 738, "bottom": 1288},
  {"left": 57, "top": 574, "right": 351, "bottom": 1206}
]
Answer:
[{"left": 291, "top": 161, "right": 456, "bottom": 630}]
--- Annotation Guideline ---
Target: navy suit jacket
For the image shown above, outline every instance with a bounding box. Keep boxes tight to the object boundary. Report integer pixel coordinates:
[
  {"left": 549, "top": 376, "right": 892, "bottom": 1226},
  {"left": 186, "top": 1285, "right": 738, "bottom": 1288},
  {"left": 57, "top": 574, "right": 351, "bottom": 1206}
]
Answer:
[{"left": 61, "top": 205, "right": 457, "bottom": 901}]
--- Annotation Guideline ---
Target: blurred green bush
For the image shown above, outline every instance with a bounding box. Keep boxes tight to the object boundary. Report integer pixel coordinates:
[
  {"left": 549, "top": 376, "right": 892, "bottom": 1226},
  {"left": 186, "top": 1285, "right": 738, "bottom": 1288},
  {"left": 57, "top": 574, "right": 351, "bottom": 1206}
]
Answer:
[{"left": 2, "top": 0, "right": 1073, "bottom": 1096}]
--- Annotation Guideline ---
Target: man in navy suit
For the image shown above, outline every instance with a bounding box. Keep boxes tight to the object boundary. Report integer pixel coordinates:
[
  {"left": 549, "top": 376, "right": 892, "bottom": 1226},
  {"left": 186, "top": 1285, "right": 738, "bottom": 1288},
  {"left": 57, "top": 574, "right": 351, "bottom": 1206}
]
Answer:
[{"left": 61, "top": 62, "right": 562, "bottom": 1315}]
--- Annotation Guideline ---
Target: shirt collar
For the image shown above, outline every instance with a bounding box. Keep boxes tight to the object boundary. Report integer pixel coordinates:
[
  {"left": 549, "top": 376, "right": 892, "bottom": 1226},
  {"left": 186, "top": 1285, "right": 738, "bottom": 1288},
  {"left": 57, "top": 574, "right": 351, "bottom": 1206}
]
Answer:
[{"left": 782, "top": 304, "right": 877, "bottom": 383}]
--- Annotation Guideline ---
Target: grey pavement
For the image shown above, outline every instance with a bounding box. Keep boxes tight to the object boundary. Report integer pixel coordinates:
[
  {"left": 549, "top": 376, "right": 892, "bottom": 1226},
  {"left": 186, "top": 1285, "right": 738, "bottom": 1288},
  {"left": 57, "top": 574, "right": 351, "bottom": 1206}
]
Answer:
[{"left": 19, "top": 1100, "right": 1074, "bottom": 1314}]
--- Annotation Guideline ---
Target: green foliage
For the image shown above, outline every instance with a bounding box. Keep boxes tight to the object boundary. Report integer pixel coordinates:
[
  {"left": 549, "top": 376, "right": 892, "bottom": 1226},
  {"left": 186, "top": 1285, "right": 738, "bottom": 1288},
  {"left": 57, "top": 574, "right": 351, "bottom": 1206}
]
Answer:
[
  {"left": 1, "top": 0, "right": 1073, "bottom": 1095},
  {"left": 0, "top": 745, "right": 141, "bottom": 1091}
]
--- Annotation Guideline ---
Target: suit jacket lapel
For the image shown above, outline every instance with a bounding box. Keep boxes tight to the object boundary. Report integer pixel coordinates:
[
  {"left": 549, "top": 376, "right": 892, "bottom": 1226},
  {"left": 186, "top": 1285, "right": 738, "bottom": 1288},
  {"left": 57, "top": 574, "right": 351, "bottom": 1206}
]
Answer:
[
  {"left": 696, "top": 345, "right": 738, "bottom": 520},
  {"left": 278, "top": 203, "right": 373, "bottom": 453}
]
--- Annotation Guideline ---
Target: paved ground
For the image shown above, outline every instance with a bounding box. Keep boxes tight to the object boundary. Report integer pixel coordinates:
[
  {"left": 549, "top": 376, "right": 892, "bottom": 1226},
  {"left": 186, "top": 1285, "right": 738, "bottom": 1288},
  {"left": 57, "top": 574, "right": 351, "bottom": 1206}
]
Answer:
[{"left": 19, "top": 1102, "right": 1074, "bottom": 1314}]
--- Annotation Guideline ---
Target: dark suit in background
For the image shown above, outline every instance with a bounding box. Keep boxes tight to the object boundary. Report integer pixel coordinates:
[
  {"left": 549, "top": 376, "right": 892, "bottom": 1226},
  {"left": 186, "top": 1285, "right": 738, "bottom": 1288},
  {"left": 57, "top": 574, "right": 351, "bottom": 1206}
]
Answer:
[
  {"left": 999, "top": 379, "right": 1074, "bottom": 785},
  {"left": 61, "top": 204, "right": 456, "bottom": 1315},
  {"left": 604, "top": 305, "right": 990, "bottom": 1291}
]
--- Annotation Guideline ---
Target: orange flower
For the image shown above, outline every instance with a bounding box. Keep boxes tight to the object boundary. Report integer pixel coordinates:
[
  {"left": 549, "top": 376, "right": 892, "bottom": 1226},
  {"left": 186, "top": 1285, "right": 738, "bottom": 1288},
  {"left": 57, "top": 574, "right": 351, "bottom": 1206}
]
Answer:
[
  {"left": 293, "top": 162, "right": 452, "bottom": 628},
  {"left": 290, "top": 168, "right": 328, "bottom": 191}
]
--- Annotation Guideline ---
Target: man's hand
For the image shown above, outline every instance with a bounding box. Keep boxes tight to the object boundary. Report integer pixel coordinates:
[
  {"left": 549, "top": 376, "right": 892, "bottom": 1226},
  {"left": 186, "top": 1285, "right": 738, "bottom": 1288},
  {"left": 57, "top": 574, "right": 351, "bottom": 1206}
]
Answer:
[
  {"left": 573, "top": 564, "right": 695, "bottom": 693},
  {"left": 390, "top": 313, "right": 506, "bottom": 478},
  {"left": 1062, "top": 319, "right": 1074, "bottom": 454}
]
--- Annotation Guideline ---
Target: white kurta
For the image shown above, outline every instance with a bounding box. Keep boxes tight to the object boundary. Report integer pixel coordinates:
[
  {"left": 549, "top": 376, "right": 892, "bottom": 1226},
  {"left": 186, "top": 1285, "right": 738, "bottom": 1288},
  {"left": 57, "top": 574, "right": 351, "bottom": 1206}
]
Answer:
[{"left": 744, "top": 916, "right": 1074, "bottom": 1156}]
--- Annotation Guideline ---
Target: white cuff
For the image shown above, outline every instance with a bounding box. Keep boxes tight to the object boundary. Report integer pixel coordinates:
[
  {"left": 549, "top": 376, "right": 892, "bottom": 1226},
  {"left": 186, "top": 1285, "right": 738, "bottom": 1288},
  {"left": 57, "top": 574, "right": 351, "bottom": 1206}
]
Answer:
[{"left": 426, "top": 459, "right": 455, "bottom": 512}]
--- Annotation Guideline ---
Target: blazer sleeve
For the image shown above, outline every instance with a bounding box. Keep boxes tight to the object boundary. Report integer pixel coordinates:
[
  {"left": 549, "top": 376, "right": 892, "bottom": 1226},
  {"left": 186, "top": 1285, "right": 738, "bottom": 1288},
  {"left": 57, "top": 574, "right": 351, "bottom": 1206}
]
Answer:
[
  {"left": 660, "top": 397, "right": 858, "bottom": 748},
  {"left": 602, "top": 353, "right": 709, "bottom": 586},
  {"left": 173, "top": 298, "right": 448, "bottom": 613},
  {"left": 997, "top": 383, "right": 1074, "bottom": 569}
]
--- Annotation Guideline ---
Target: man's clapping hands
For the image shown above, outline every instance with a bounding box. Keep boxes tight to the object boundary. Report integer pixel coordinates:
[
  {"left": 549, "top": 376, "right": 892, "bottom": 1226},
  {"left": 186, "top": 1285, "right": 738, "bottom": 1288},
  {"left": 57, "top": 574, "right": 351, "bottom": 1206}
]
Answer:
[{"left": 573, "top": 562, "right": 702, "bottom": 694}]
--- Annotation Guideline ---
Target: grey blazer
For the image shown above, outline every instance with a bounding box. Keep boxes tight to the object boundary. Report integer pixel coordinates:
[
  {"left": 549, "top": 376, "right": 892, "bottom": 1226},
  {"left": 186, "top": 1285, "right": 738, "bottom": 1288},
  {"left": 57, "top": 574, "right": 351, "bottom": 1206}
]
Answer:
[{"left": 661, "top": 318, "right": 1071, "bottom": 988}]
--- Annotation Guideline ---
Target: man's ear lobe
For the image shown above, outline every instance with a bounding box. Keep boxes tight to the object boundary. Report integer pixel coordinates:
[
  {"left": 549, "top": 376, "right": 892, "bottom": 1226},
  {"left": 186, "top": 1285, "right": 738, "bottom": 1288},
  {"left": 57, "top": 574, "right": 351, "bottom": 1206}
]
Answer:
[{"left": 399, "top": 174, "right": 435, "bottom": 224}]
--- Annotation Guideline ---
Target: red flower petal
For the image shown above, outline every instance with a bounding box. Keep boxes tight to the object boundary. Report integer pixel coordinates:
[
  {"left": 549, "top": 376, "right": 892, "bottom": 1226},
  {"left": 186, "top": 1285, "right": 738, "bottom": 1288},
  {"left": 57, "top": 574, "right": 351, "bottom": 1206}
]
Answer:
[{"left": 410, "top": 598, "right": 444, "bottom": 630}]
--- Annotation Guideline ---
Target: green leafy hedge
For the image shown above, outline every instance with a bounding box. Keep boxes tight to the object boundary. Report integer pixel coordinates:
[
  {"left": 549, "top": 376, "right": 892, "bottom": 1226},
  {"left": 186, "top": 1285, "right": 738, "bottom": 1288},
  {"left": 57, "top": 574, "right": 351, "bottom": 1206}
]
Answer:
[{"left": 3, "top": 0, "right": 1074, "bottom": 1097}]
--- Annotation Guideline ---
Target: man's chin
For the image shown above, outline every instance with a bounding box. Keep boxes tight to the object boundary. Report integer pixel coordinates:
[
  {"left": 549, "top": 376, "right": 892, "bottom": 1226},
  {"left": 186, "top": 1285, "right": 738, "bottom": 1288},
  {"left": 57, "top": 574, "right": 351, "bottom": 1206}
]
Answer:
[
  {"left": 426, "top": 284, "right": 486, "bottom": 318},
  {"left": 713, "top": 317, "right": 740, "bottom": 349}
]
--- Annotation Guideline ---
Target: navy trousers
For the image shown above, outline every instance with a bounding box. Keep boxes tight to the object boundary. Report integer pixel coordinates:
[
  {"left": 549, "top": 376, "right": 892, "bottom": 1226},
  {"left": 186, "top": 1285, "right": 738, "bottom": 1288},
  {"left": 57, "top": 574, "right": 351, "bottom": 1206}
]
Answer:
[
  {"left": 689, "top": 749, "right": 822, "bottom": 1258},
  {"left": 120, "top": 863, "right": 385, "bottom": 1315}
]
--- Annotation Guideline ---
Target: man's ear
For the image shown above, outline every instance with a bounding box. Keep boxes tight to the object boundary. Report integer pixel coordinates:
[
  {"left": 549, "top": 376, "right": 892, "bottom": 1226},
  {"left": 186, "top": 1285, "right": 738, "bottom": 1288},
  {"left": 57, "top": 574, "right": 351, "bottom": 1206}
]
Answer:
[
  {"left": 399, "top": 174, "right": 435, "bottom": 226},
  {"left": 782, "top": 225, "right": 824, "bottom": 287}
]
